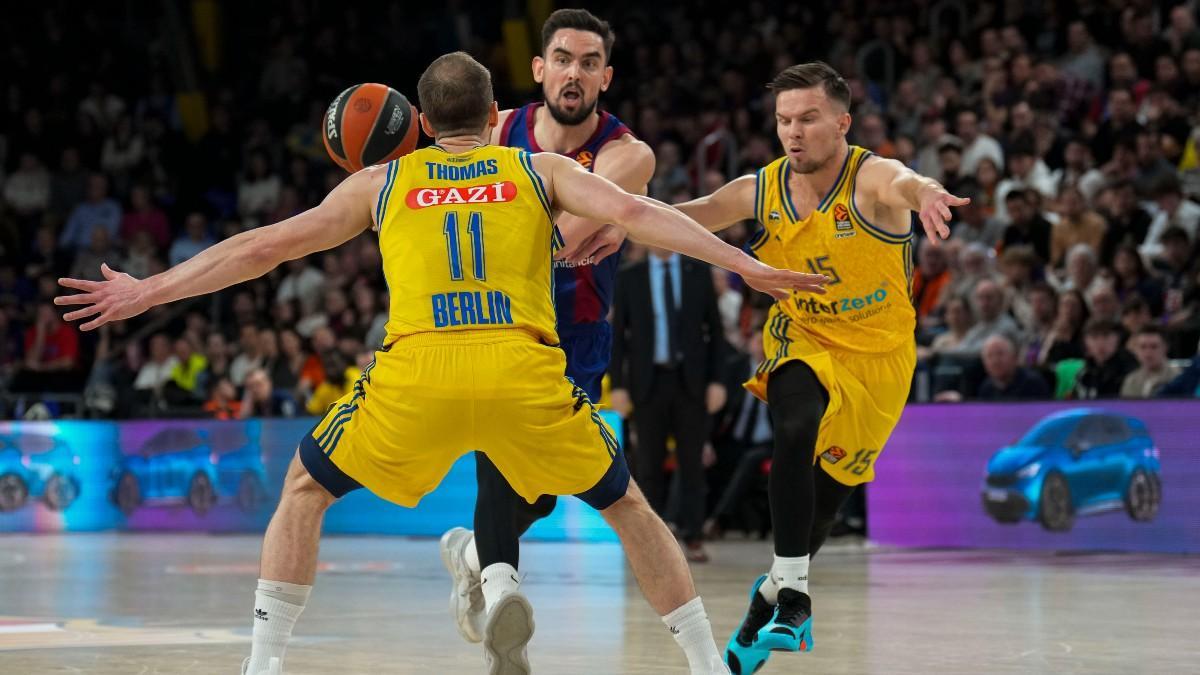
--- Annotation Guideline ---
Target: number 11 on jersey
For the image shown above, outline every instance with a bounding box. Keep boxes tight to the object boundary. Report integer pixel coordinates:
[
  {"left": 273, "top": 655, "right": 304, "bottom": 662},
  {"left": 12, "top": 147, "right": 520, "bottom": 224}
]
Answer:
[{"left": 443, "top": 211, "right": 486, "bottom": 281}]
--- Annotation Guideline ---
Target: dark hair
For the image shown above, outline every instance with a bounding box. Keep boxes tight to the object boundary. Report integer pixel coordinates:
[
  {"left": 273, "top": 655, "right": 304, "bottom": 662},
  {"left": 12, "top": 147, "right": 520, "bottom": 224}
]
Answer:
[
  {"left": 541, "top": 9, "right": 615, "bottom": 61},
  {"left": 1004, "top": 187, "right": 1028, "bottom": 203},
  {"left": 1028, "top": 281, "right": 1058, "bottom": 300},
  {"left": 417, "top": 52, "right": 494, "bottom": 136},
  {"left": 768, "top": 62, "right": 851, "bottom": 110},
  {"left": 1084, "top": 317, "right": 1122, "bottom": 337},
  {"left": 1121, "top": 295, "right": 1149, "bottom": 316},
  {"left": 1152, "top": 174, "right": 1183, "bottom": 198},
  {"left": 1161, "top": 225, "right": 1190, "bottom": 245},
  {"left": 1136, "top": 324, "right": 1167, "bottom": 341},
  {"left": 1009, "top": 132, "right": 1037, "bottom": 159}
]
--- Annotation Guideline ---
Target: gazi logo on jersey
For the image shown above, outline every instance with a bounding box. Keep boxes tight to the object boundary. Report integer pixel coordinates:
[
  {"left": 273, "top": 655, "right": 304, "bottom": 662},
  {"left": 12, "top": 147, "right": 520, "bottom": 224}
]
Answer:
[
  {"left": 406, "top": 181, "right": 518, "bottom": 208},
  {"left": 832, "top": 203, "right": 856, "bottom": 238}
]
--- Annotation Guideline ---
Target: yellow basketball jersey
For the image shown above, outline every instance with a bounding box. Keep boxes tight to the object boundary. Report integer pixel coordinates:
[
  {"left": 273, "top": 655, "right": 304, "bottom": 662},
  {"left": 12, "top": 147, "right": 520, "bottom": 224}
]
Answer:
[
  {"left": 750, "top": 146, "right": 915, "bottom": 354},
  {"left": 373, "top": 145, "right": 562, "bottom": 346}
]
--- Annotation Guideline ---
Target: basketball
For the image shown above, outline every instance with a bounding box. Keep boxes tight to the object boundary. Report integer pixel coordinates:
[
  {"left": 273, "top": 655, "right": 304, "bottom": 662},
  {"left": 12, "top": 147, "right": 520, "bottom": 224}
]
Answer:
[{"left": 322, "top": 83, "right": 419, "bottom": 173}]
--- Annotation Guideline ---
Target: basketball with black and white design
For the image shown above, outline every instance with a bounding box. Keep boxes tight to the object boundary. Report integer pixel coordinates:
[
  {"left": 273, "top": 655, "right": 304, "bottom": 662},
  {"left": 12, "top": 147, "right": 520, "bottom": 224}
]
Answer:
[{"left": 322, "top": 83, "right": 419, "bottom": 173}]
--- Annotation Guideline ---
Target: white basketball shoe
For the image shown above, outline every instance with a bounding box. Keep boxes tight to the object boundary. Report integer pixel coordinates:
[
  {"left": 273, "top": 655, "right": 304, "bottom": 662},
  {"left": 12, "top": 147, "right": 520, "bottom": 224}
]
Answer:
[
  {"left": 240, "top": 656, "right": 281, "bottom": 675},
  {"left": 440, "top": 527, "right": 485, "bottom": 643},
  {"left": 482, "top": 590, "right": 535, "bottom": 675}
]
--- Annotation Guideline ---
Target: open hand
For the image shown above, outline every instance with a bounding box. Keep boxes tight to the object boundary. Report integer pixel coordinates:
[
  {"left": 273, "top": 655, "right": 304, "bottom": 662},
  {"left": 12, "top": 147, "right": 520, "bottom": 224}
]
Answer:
[
  {"left": 55, "top": 263, "right": 148, "bottom": 331},
  {"left": 740, "top": 259, "right": 828, "bottom": 301},
  {"left": 917, "top": 188, "right": 970, "bottom": 244}
]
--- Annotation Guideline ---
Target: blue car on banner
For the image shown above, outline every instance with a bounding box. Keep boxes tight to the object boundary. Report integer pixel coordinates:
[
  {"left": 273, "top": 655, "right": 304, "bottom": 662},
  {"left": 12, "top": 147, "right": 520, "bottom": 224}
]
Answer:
[
  {"left": 112, "top": 426, "right": 269, "bottom": 516},
  {"left": 982, "top": 409, "right": 1162, "bottom": 531},
  {"left": 0, "top": 433, "right": 81, "bottom": 512}
]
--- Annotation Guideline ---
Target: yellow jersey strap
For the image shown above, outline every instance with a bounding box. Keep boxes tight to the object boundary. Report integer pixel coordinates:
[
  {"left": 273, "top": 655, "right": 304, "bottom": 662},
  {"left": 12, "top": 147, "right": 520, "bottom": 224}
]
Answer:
[{"left": 844, "top": 148, "right": 913, "bottom": 244}]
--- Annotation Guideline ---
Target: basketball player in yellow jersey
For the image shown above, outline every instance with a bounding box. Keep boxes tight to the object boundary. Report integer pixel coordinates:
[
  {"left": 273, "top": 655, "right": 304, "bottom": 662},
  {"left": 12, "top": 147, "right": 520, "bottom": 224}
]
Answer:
[
  {"left": 55, "top": 53, "right": 826, "bottom": 675},
  {"left": 672, "top": 62, "right": 968, "bottom": 673}
]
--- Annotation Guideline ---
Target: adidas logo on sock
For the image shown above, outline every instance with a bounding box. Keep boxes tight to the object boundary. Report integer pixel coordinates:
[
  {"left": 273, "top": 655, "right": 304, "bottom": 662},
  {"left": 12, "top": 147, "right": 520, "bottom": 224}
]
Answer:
[{"left": 255, "top": 608, "right": 269, "bottom": 621}]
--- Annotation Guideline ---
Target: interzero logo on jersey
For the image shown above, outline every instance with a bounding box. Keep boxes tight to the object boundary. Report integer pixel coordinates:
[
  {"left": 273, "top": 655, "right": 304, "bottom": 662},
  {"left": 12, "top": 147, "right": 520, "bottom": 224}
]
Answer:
[{"left": 794, "top": 285, "right": 890, "bottom": 316}]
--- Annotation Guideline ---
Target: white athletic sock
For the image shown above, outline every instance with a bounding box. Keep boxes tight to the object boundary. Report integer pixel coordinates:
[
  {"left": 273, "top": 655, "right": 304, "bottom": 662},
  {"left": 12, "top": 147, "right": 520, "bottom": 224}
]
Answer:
[
  {"left": 464, "top": 533, "right": 481, "bottom": 575},
  {"left": 247, "top": 579, "right": 310, "bottom": 674},
  {"left": 480, "top": 562, "right": 520, "bottom": 614},
  {"left": 759, "top": 555, "right": 810, "bottom": 604},
  {"left": 662, "top": 597, "right": 724, "bottom": 674}
]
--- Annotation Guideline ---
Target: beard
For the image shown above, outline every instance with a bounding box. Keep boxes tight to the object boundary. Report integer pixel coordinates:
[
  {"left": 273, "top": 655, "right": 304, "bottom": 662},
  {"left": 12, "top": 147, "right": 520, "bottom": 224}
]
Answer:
[
  {"left": 788, "top": 154, "right": 829, "bottom": 175},
  {"left": 544, "top": 93, "right": 597, "bottom": 126}
]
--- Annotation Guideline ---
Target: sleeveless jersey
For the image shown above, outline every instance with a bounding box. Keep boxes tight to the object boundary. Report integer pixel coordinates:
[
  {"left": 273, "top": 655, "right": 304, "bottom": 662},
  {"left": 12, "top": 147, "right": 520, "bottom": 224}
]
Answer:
[
  {"left": 373, "top": 145, "right": 558, "bottom": 345},
  {"left": 750, "top": 146, "right": 915, "bottom": 354},
  {"left": 499, "top": 102, "right": 632, "bottom": 330}
]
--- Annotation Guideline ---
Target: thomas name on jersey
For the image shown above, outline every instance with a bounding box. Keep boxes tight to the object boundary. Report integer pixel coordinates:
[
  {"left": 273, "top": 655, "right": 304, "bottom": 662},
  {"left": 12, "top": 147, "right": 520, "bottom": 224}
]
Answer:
[{"left": 432, "top": 290, "right": 515, "bottom": 328}]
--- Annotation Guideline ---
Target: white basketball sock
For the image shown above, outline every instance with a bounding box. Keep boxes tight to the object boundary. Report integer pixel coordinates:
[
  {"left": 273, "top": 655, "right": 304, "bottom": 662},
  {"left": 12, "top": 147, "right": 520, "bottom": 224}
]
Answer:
[
  {"left": 480, "top": 562, "right": 520, "bottom": 614},
  {"left": 759, "top": 555, "right": 810, "bottom": 604},
  {"left": 464, "top": 533, "right": 481, "bottom": 575},
  {"left": 662, "top": 596, "right": 723, "bottom": 674},
  {"left": 246, "top": 579, "right": 310, "bottom": 674}
]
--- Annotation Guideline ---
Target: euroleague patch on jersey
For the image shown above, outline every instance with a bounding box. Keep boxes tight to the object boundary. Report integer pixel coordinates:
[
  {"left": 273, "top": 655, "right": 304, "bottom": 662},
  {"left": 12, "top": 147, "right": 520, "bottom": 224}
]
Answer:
[
  {"left": 406, "top": 181, "right": 518, "bottom": 208},
  {"left": 832, "top": 203, "right": 856, "bottom": 238},
  {"left": 821, "top": 446, "right": 847, "bottom": 464},
  {"left": 575, "top": 150, "right": 594, "bottom": 169}
]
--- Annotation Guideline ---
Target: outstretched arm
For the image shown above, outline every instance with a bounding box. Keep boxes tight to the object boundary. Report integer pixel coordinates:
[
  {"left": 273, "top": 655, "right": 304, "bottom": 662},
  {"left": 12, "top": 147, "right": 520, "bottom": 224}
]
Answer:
[
  {"left": 672, "top": 174, "right": 758, "bottom": 232},
  {"left": 857, "top": 156, "right": 969, "bottom": 244},
  {"left": 555, "top": 137, "right": 654, "bottom": 263},
  {"left": 533, "top": 152, "right": 827, "bottom": 299},
  {"left": 56, "top": 165, "right": 387, "bottom": 330}
]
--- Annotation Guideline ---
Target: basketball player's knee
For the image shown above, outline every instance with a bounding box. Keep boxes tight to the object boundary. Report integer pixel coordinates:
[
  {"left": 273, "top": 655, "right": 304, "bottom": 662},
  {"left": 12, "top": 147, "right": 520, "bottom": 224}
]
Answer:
[
  {"left": 772, "top": 400, "right": 823, "bottom": 449},
  {"left": 599, "top": 480, "right": 653, "bottom": 521},
  {"left": 280, "top": 453, "right": 335, "bottom": 508}
]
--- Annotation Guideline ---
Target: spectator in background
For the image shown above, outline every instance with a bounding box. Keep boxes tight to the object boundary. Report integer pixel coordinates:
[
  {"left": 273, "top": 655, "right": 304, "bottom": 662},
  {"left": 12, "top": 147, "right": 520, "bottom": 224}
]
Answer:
[
  {"left": 1159, "top": 350, "right": 1200, "bottom": 398},
  {"left": 950, "top": 279, "right": 1021, "bottom": 355},
  {"left": 1057, "top": 138, "right": 1107, "bottom": 203},
  {"left": 936, "top": 137, "right": 966, "bottom": 195},
  {"left": 275, "top": 258, "right": 326, "bottom": 316},
  {"left": 237, "top": 151, "right": 281, "bottom": 223},
  {"left": 977, "top": 334, "right": 1050, "bottom": 400},
  {"left": 1111, "top": 245, "right": 1165, "bottom": 315},
  {"left": 239, "top": 367, "right": 295, "bottom": 418},
  {"left": 3, "top": 153, "right": 50, "bottom": 220},
  {"left": 973, "top": 157, "right": 1003, "bottom": 217},
  {"left": 1099, "top": 179, "right": 1153, "bottom": 265},
  {"left": 11, "top": 303, "right": 80, "bottom": 392},
  {"left": 1050, "top": 184, "right": 1106, "bottom": 268},
  {"left": 1141, "top": 177, "right": 1200, "bottom": 260},
  {"left": 275, "top": 329, "right": 308, "bottom": 398},
  {"left": 304, "top": 350, "right": 351, "bottom": 415},
  {"left": 133, "top": 333, "right": 178, "bottom": 396},
  {"left": 1120, "top": 297, "right": 1154, "bottom": 344},
  {"left": 957, "top": 108, "right": 1004, "bottom": 175},
  {"left": 1087, "top": 282, "right": 1124, "bottom": 326},
  {"left": 649, "top": 140, "right": 689, "bottom": 198},
  {"left": 169, "top": 212, "right": 214, "bottom": 266},
  {"left": 999, "top": 245, "right": 1039, "bottom": 330},
  {"left": 99, "top": 115, "right": 145, "bottom": 192},
  {"left": 994, "top": 135, "right": 1057, "bottom": 224},
  {"left": 1091, "top": 88, "right": 1142, "bottom": 165},
  {"left": 167, "top": 337, "right": 207, "bottom": 402},
  {"left": 950, "top": 182, "right": 1005, "bottom": 248},
  {"left": 69, "top": 227, "right": 118, "bottom": 283},
  {"left": 1134, "top": 129, "right": 1178, "bottom": 196},
  {"left": 1055, "top": 242, "right": 1102, "bottom": 294},
  {"left": 120, "top": 185, "right": 170, "bottom": 251},
  {"left": 1153, "top": 227, "right": 1193, "bottom": 303},
  {"left": 48, "top": 148, "right": 88, "bottom": 222},
  {"left": 1000, "top": 189, "right": 1053, "bottom": 263},
  {"left": 1074, "top": 319, "right": 1138, "bottom": 399},
  {"left": 229, "top": 324, "right": 262, "bottom": 386},
  {"left": 197, "top": 333, "right": 231, "bottom": 396},
  {"left": 1060, "top": 20, "right": 1106, "bottom": 87},
  {"left": 924, "top": 295, "right": 975, "bottom": 358},
  {"left": 60, "top": 173, "right": 122, "bottom": 251},
  {"left": 122, "top": 231, "right": 160, "bottom": 280},
  {"left": 1020, "top": 282, "right": 1058, "bottom": 366},
  {"left": 25, "top": 226, "right": 67, "bottom": 281},
  {"left": 204, "top": 376, "right": 242, "bottom": 419},
  {"left": 911, "top": 239, "right": 952, "bottom": 331}
]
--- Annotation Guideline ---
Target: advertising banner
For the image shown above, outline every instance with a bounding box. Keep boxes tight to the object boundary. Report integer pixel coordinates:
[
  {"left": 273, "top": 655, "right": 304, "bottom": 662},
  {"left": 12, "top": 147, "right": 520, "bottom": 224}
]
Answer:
[
  {"left": 867, "top": 402, "right": 1200, "bottom": 553},
  {"left": 0, "top": 414, "right": 621, "bottom": 542}
]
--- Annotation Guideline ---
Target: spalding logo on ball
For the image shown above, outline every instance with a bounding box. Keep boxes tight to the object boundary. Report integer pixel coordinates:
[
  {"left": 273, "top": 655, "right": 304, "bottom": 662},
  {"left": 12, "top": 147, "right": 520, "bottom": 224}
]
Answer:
[{"left": 323, "top": 83, "right": 419, "bottom": 173}]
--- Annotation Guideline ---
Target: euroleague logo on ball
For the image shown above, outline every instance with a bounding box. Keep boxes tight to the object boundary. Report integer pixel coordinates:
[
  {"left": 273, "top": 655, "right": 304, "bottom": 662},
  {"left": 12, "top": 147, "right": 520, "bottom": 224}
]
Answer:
[{"left": 353, "top": 98, "right": 373, "bottom": 114}]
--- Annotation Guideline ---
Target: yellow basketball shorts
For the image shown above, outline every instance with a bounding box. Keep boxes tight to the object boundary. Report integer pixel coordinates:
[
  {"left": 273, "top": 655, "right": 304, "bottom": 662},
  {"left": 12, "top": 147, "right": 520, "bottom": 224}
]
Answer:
[
  {"left": 298, "top": 329, "right": 628, "bottom": 509},
  {"left": 744, "top": 314, "right": 916, "bottom": 487}
]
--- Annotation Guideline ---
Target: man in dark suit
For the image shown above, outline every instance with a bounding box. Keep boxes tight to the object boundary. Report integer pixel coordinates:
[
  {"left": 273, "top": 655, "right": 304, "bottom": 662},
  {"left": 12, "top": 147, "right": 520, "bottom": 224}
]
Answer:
[{"left": 611, "top": 247, "right": 728, "bottom": 561}]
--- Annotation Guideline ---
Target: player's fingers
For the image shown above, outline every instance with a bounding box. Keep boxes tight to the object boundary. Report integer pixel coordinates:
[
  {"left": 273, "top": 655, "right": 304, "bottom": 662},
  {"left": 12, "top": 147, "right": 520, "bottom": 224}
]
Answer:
[
  {"left": 766, "top": 287, "right": 790, "bottom": 301},
  {"left": 936, "top": 201, "right": 953, "bottom": 221},
  {"left": 58, "top": 278, "right": 101, "bottom": 292},
  {"left": 919, "top": 213, "right": 942, "bottom": 245},
  {"left": 80, "top": 314, "right": 109, "bottom": 332},
  {"left": 947, "top": 194, "right": 971, "bottom": 206},
  {"left": 54, "top": 292, "right": 96, "bottom": 306},
  {"left": 100, "top": 263, "right": 120, "bottom": 280},
  {"left": 63, "top": 307, "right": 102, "bottom": 322}
]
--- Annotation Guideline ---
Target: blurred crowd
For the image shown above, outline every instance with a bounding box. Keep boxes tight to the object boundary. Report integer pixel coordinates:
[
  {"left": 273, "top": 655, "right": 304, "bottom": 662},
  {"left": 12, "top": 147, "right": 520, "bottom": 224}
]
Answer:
[{"left": 2, "top": 0, "right": 1200, "bottom": 426}]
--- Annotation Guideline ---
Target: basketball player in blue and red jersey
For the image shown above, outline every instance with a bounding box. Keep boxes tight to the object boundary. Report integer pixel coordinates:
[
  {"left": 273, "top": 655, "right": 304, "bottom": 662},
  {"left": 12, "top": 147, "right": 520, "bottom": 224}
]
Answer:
[{"left": 438, "top": 7, "right": 655, "bottom": 648}]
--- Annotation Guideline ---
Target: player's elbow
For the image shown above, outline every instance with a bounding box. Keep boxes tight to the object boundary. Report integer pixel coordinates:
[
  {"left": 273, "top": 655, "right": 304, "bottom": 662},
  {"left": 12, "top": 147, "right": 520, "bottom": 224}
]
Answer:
[{"left": 613, "top": 195, "right": 652, "bottom": 232}]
